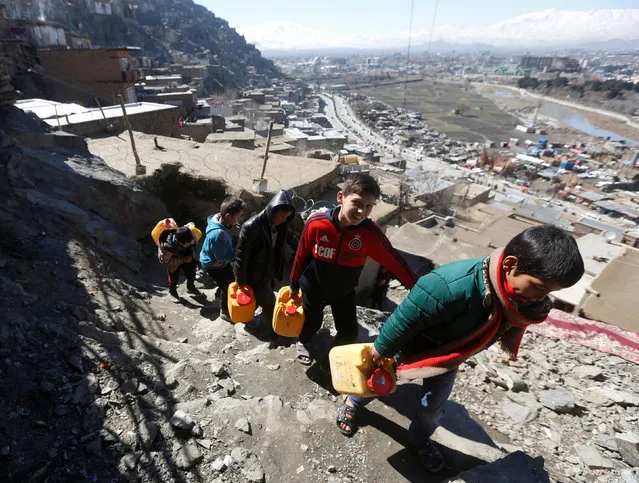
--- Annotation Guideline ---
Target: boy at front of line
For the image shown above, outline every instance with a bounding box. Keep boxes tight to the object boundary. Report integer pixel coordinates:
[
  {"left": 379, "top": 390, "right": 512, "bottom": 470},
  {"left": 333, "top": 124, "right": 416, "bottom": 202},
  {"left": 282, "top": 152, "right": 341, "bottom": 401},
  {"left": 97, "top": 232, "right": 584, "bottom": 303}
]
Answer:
[
  {"left": 157, "top": 226, "right": 199, "bottom": 299},
  {"left": 289, "top": 173, "right": 416, "bottom": 366},
  {"left": 335, "top": 225, "right": 584, "bottom": 473},
  {"left": 233, "top": 190, "right": 296, "bottom": 342},
  {"left": 200, "top": 196, "right": 245, "bottom": 322}
]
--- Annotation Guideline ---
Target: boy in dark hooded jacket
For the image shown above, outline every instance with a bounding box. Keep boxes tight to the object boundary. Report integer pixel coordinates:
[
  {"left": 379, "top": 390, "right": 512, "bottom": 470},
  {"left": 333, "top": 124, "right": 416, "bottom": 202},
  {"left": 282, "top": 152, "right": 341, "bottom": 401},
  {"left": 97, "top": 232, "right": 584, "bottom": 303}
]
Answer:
[{"left": 233, "top": 190, "right": 296, "bottom": 338}]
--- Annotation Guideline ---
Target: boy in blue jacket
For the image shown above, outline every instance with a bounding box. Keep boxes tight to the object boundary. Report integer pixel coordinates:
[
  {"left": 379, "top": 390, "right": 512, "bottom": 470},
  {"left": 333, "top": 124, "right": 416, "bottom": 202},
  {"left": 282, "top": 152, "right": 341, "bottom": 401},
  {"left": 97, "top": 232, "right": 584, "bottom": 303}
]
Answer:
[
  {"left": 200, "top": 197, "right": 245, "bottom": 321},
  {"left": 335, "top": 225, "right": 584, "bottom": 473}
]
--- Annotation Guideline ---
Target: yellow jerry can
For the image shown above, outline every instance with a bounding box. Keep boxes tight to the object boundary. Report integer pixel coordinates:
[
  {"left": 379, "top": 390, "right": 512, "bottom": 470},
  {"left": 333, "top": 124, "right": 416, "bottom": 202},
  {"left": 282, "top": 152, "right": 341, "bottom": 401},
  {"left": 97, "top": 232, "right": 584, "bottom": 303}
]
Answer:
[
  {"left": 185, "top": 222, "right": 202, "bottom": 242},
  {"left": 272, "top": 286, "right": 305, "bottom": 337},
  {"left": 227, "top": 282, "right": 256, "bottom": 323},
  {"left": 151, "top": 218, "right": 179, "bottom": 246},
  {"left": 329, "top": 343, "right": 397, "bottom": 397}
]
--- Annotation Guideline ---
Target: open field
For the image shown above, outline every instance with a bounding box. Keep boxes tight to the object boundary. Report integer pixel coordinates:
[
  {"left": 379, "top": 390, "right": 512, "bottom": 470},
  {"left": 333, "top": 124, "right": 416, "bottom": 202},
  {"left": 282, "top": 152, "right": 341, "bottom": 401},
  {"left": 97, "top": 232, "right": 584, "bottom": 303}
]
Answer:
[{"left": 355, "top": 80, "right": 523, "bottom": 142}]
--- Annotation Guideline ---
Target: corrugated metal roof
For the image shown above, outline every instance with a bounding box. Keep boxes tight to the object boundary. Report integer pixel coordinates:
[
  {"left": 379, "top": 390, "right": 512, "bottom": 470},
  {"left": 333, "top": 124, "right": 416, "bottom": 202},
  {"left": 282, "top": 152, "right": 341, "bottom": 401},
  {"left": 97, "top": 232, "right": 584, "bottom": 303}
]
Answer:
[
  {"left": 594, "top": 201, "right": 639, "bottom": 219},
  {"left": 576, "top": 191, "right": 608, "bottom": 202}
]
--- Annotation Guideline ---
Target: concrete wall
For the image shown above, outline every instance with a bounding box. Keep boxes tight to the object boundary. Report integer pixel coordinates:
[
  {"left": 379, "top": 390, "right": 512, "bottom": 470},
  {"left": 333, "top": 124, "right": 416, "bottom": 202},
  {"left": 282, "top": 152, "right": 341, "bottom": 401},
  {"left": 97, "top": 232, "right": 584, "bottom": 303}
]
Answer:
[
  {"left": 181, "top": 122, "right": 212, "bottom": 142},
  {"left": 290, "top": 164, "right": 340, "bottom": 202},
  {"left": 141, "top": 92, "right": 196, "bottom": 111},
  {"left": 62, "top": 107, "right": 180, "bottom": 138},
  {"left": 231, "top": 140, "right": 256, "bottom": 150}
]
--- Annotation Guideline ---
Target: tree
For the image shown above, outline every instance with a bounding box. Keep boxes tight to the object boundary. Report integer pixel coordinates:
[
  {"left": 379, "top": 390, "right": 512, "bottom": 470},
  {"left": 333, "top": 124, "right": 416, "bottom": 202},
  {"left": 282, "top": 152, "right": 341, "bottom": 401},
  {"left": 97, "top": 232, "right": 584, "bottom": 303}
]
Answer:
[
  {"left": 518, "top": 77, "right": 539, "bottom": 89},
  {"left": 552, "top": 76, "right": 568, "bottom": 88},
  {"left": 607, "top": 88, "right": 623, "bottom": 99},
  {"left": 409, "top": 174, "right": 453, "bottom": 214},
  {"left": 238, "top": 100, "right": 262, "bottom": 130},
  {"left": 453, "top": 101, "right": 470, "bottom": 116}
]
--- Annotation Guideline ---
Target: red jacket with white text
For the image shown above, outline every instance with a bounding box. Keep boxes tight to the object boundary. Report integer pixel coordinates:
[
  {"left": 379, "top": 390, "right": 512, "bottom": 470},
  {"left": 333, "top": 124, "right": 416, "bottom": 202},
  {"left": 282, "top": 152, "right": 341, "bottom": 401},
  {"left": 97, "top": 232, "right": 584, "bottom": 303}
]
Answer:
[{"left": 290, "top": 207, "right": 416, "bottom": 300}]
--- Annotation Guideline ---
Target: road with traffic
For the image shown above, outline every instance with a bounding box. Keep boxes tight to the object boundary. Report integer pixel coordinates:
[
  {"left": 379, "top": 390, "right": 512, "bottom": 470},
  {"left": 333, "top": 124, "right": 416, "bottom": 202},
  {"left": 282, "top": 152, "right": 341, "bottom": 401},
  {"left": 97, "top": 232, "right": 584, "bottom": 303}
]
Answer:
[
  {"left": 319, "top": 91, "right": 614, "bottom": 225},
  {"left": 320, "top": 92, "right": 461, "bottom": 178}
]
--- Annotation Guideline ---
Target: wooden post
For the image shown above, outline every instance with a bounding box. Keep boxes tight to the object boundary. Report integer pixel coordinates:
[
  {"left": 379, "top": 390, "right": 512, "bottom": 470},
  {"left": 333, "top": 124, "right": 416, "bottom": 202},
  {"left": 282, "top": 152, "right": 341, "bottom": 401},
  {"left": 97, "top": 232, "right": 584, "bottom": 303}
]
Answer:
[
  {"left": 95, "top": 97, "right": 108, "bottom": 122},
  {"left": 117, "top": 94, "right": 146, "bottom": 175},
  {"left": 259, "top": 120, "right": 275, "bottom": 180}
]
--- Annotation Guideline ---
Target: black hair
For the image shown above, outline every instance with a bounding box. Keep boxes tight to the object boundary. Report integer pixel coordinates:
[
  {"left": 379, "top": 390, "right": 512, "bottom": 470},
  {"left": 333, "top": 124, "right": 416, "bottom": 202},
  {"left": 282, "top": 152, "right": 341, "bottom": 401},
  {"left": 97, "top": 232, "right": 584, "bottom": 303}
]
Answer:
[
  {"left": 504, "top": 225, "right": 584, "bottom": 287},
  {"left": 174, "top": 226, "right": 194, "bottom": 244},
  {"left": 271, "top": 206, "right": 295, "bottom": 216},
  {"left": 220, "top": 197, "right": 245, "bottom": 218},
  {"left": 342, "top": 173, "right": 381, "bottom": 199}
]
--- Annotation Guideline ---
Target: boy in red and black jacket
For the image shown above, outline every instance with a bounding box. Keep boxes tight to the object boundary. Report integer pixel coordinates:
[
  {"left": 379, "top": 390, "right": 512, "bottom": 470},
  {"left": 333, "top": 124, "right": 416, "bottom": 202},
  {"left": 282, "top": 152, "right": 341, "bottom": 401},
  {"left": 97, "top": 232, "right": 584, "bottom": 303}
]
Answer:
[{"left": 289, "top": 173, "right": 417, "bottom": 366}]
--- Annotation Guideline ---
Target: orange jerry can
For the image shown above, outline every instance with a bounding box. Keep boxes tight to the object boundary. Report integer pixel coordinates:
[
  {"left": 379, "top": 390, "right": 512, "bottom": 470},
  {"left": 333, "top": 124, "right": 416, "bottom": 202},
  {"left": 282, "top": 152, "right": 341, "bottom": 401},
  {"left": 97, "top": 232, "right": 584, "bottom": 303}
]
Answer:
[
  {"left": 227, "top": 282, "right": 256, "bottom": 323},
  {"left": 329, "top": 343, "right": 397, "bottom": 397},
  {"left": 272, "top": 286, "right": 305, "bottom": 337}
]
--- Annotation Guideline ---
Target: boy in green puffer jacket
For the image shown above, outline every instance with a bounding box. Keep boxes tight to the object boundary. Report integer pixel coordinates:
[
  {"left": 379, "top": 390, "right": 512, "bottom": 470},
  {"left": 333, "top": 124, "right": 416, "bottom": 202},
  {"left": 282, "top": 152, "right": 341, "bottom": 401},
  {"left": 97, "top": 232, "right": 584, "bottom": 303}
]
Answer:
[{"left": 335, "top": 225, "right": 584, "bottom": 473}]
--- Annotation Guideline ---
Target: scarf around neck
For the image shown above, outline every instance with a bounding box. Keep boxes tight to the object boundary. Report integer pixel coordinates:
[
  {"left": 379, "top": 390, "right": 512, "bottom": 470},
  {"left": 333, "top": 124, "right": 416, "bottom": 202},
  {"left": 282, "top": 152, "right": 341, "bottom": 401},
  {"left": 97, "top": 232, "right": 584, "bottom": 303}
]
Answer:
[{"left": 396, "top": 248, "right": 551, "bottom": 380}]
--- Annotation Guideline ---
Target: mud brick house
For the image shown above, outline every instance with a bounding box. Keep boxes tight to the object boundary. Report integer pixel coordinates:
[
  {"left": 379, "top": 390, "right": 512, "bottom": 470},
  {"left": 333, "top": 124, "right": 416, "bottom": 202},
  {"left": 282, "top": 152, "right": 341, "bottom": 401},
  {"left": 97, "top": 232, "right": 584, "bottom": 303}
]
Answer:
[{"left": 37, "top": 47, "right": 137, "bottom": 105}]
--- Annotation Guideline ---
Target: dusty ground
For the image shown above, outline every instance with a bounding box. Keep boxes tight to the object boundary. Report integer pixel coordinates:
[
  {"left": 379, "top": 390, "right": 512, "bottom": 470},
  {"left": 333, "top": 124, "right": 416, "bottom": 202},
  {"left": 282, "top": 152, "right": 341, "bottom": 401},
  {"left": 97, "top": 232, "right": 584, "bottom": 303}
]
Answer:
[
  {"left": 354, "top": 80, "right": 525, "bottom": 143},
  {"left": 355, "top": 79, "right": 639, "bottom": 147}
]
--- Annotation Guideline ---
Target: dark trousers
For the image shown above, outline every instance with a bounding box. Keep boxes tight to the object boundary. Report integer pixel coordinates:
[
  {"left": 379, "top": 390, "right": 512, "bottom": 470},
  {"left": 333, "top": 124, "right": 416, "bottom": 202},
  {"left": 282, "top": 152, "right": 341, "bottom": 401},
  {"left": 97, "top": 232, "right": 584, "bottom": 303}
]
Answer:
[
  {"left": 206, "top": 265, "right": 234, "bottom": 315},
  {"left": 253, "top": 279, "right": 276, "bottom": 336},
  {"left": 350, "top": 369, "right": 458, "bottom": 443},
  {"left": 168, "top": 260, "right": 196, "bottom": 287},
  {"left": 299, "top": 289, "right": 357, "bottom": 346}
]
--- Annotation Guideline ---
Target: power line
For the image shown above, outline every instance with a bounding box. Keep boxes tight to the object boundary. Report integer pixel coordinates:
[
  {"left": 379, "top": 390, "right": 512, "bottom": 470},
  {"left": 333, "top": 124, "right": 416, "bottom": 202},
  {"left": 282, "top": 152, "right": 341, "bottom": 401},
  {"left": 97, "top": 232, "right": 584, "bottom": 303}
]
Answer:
[
  {"left": 401, "top": 0, "right": 415, "bottom": 110},
  {"left": 402, "top": 0, "right": 439, "bottom": 110},
  {"left": 425, "top": 0, "right": 440, "bottom": 58}
]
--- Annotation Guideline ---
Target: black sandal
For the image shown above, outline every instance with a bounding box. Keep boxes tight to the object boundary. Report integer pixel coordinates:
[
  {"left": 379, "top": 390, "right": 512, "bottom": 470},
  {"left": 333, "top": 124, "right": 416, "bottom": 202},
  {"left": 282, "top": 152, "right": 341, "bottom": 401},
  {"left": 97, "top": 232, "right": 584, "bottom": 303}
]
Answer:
[{"left": 336, "top": 398, "right": 359, "bottom": 437}]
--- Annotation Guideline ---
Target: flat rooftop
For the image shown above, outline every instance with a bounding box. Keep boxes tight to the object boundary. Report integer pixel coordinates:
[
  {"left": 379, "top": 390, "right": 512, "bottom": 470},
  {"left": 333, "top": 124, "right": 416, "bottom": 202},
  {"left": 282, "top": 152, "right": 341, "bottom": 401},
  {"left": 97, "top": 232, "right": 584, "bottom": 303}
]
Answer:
[
  {"left": 388, "top": 223, "right": 491, "bottom": 267},
  {"left": 88, "top": 132, "right": 339, "bottom": 195},
  {"left": 454, "top": 182, "right": 491, "bottom": 199}
]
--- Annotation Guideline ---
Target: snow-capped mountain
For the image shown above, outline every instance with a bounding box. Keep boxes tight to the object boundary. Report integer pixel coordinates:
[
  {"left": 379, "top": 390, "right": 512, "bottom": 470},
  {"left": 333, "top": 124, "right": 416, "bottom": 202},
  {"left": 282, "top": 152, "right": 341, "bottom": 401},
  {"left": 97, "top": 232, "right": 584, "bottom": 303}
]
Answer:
[
  {"left": 238, "top": 9, "right": 639, "bottom": 52},
  {"left": 237, "top": 22, "right": 357, "bottom": 51}
]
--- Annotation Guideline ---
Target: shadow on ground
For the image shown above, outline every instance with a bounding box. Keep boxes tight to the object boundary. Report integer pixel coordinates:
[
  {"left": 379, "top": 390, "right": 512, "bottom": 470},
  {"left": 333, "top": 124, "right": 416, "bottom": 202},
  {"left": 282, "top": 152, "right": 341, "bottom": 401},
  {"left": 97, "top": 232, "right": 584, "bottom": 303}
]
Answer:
[{"left": 0, "top": 140, "right": 206, "bottom": 482}]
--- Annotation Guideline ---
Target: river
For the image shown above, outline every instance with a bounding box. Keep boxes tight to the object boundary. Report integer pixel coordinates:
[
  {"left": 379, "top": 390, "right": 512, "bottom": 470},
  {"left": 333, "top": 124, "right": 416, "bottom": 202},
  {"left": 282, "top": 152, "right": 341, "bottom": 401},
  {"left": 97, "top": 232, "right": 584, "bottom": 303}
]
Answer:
[{"left": 491, "top": 90, "right": 639, "bottom": 146}]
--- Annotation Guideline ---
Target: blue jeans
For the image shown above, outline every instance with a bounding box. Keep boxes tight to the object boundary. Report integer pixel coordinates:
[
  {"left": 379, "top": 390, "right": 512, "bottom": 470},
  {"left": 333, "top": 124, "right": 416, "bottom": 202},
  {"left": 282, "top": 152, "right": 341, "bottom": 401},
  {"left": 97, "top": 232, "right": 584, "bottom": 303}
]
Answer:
[{"left": 349, "top": 369, "right": 458, "bottom": 443}]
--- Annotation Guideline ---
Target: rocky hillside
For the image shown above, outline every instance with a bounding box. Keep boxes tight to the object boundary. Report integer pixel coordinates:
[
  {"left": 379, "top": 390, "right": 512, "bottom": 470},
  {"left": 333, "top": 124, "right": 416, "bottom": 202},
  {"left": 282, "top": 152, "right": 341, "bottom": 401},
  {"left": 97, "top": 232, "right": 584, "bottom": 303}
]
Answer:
[
  {"left": 13, "top": 0, "right": 278, "bottom": 88},
  {"left": 1, "top": 107, "right": 638, "bottom": 482}
]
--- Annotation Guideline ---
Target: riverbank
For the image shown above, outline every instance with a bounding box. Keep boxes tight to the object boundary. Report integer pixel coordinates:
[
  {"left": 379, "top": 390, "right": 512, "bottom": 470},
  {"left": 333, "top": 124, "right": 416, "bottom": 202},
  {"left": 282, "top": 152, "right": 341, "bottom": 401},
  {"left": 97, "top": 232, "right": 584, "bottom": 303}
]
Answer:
[{"left": 474, "top": 84, "right": 639, "bottom": 146}]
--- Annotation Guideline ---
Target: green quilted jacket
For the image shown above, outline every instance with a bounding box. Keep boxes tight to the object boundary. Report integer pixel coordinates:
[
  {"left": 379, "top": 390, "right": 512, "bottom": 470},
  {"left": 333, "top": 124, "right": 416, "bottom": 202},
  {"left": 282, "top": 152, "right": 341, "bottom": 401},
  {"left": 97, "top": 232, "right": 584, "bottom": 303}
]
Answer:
[{"left": 374, "top": 257, "right": 492, "bottom": 358}]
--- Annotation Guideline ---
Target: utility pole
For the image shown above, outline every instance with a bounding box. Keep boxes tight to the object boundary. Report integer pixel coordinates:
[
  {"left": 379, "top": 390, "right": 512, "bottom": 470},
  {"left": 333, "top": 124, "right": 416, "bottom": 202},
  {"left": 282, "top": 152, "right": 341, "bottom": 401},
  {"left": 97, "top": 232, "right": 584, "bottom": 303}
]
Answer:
[
  {"left": 260, "top": 121, "right": 275, "bottom": 179},
  {"left": 253, "top": 120, "right": 275, "bottom": 193},
  {"left": 117, "top": 94, "right": 146, "bottom": 175}
]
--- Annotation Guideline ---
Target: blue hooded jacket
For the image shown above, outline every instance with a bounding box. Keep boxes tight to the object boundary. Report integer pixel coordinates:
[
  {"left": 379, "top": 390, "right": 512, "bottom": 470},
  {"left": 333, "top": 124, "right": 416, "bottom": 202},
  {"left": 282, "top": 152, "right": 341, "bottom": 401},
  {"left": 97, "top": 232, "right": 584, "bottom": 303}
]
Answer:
[{"left": 200, "top": 214, "right": 235, "bottom": 270}]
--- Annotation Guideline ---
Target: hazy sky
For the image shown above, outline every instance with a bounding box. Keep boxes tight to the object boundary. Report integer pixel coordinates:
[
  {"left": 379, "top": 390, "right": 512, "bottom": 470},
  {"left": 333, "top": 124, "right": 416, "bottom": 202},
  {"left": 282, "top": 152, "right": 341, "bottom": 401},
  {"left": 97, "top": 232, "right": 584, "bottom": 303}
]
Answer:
[{"left": 195, "top": 0, "right": 636, "bottom": 34}]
